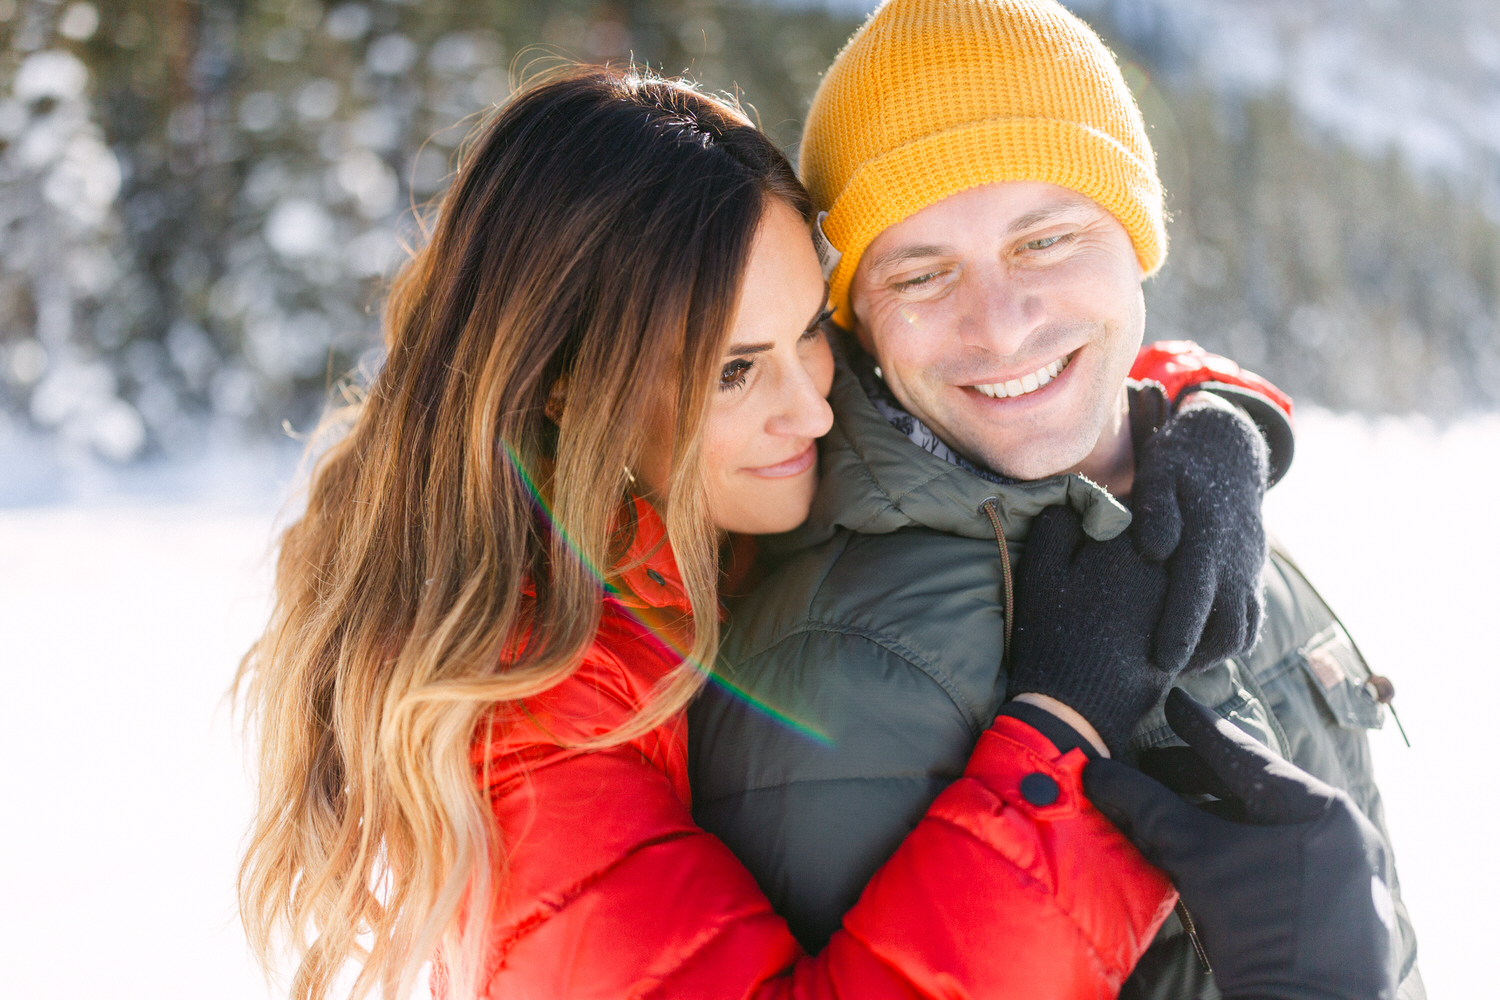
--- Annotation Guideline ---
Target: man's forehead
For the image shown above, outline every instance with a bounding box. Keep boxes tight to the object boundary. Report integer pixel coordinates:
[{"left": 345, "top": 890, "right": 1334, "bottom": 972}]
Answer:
[{"left": 863, "top": 184, "right": 1105, "bottom": 271}]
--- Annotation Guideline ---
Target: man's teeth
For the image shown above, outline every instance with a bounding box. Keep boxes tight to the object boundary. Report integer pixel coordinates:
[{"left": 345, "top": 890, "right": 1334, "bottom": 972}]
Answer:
[{"left": 974, "top": 355, "right": 1070, "bottom": 399}]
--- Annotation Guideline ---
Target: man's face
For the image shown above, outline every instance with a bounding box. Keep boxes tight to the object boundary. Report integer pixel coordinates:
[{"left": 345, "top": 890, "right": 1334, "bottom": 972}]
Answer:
[{"left": 848, "top": 181, "right": 1146, "bottom": 481}]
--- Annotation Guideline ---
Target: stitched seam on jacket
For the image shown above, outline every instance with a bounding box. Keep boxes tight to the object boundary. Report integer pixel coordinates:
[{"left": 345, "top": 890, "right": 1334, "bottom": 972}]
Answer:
[
  {"left": 720, "top": 530, "right": 855, "bottom": 664},
  {"left": 631, "top": 893, "right": 786, "bottom": 1000},
  {"left": 1255, "top": 646, "right": 1304, "bottom": 686},
  {"left": 830, "top": 399, "right": 963, "bottom": 523},
  {"left": 921, "top": 810, "right": 1115, "bottom": 983},
  {"left": 694, "top": 771, "right": 963, "bottom": 806},
  {"left": 487, "top": 827, "right": 701, "bottom": 966},
  {"left": 764, "top": 621, "right": 986, "bottom": 738}
]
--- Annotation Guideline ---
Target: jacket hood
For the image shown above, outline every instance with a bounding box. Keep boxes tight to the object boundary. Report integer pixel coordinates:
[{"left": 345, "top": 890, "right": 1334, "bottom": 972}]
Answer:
[{"left": 772, "top": 341, "right": 1132, "bottom": 554}]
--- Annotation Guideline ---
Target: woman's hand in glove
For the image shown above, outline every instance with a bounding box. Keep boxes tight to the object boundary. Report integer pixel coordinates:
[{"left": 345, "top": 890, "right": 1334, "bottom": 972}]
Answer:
[
  {"left": 1130, "top": 392, "right": 1270, "bottom": 675},
  {"left": 1007, "top": 504, "right": 1170, "bottom": 756},
  {"left": 1083, "top": 689, "right": 1397, "bottom": 1000}
]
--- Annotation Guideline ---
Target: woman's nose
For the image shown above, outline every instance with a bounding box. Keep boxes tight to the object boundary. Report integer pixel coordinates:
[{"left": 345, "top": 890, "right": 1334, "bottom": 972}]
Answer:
[{"left": 768, "top": 362, "right": 834, "bottom": 439}]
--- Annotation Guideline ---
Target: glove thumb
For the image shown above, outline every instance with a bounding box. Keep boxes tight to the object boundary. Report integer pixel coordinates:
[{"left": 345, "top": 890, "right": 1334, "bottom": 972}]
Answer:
[
  {"left": 1082, "top": 756, "right": 1205, "bottom": 867},
  {"left": 1164, "top": 689, "right": 1338, "bottom": 825},
  {"left": 1026, "top": 503, "right": 1086, "bottom": 559}
]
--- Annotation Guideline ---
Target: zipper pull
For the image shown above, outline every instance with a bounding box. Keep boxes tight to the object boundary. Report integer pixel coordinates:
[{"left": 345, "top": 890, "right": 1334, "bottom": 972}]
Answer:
[
  {"left": 1364, "top": 676, "right": 1411, "bottom": 747},
  {"left": 1175, "top": 898, "right": 1213, "bottom": 973}
]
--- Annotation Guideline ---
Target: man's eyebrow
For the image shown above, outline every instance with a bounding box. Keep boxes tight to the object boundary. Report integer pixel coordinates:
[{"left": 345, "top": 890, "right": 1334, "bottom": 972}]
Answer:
[
  {"left": 1006, "top": 196, "right": 1095, "bottom": 234},
  {"left": 865, "top": 244, "right": 954, "bottom": 274},
  {"left": 866, "top": 199, "right": 1099, "bottom": 274}
]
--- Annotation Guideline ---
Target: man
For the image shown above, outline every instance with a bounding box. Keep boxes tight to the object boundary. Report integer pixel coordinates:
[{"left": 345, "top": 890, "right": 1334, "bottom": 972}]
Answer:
[{"left": 689, "top": 1, "right": 1422, "bottom": 996}]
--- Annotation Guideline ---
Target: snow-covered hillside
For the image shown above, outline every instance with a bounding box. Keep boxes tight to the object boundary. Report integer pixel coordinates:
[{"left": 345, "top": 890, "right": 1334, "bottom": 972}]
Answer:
[{"left": 2, "top": 409, "right": 1495, "bottom": 995}]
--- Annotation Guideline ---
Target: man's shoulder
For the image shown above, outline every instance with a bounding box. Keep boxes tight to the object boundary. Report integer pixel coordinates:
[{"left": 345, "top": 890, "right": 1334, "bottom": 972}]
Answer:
[
  {"left": 690, "top": 526, "right": 1007, "bottom": 792},
  {"left": 724, "top": 525, "right": 1006, "bottom": 685}
]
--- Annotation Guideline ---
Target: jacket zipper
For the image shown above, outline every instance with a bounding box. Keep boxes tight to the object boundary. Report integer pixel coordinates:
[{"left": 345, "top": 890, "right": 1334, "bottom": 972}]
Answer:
[
  {"left": 979, "top": 498, "right": 1014, "bottom": 673},
  {"left": 1175, "top": 899, "right": 1213, "bottom": 973}
]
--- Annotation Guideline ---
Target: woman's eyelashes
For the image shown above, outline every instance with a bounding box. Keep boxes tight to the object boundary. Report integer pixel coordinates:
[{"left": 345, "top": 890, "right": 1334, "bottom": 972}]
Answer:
[
  {"left": 721, "top": 309, "right": 831, "bottom": 392},
  {"left": 719, "top": 358, "right": 753, "bottom": 392}
]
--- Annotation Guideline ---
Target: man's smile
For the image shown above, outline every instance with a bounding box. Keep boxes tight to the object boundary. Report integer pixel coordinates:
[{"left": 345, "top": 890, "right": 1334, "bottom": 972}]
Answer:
[{"left": 968, "top": 351, "right": 1074, "bottom": 399}]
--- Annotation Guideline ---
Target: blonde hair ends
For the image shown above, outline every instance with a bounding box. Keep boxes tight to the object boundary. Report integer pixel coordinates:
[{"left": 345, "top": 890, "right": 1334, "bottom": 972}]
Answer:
[{"left": 236, "top": 69, "right": 810, "bottom": 1000}]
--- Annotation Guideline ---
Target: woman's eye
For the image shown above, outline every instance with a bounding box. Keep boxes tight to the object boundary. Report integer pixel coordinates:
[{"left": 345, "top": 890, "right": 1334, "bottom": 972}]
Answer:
[
  {"left": 801, "top": 308, "right": 834, "bottom": 339},
  {"left": 719, "top": 359, "right": 753, "bottom": 391}
]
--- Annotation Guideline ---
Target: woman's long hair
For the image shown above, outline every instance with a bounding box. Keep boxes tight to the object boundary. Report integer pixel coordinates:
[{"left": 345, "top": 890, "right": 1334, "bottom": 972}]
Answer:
[{"left": 237, "top": 69, "right": 810, "bottom": 1000}]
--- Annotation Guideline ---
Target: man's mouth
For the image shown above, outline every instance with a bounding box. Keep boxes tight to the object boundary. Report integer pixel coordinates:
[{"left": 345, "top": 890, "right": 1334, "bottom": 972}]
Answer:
[{"left": 970, "top": 352, "right": 1073, "bottom": 399}]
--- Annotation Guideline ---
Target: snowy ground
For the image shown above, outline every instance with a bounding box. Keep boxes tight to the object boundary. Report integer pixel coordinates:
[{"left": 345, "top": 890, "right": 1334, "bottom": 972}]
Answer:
[
  {"left": 1261, "top": 408, "right": 1500, "bottom": 997},
  {"left": 1, "top": 408, "right": 1495, "bottom": 997}
]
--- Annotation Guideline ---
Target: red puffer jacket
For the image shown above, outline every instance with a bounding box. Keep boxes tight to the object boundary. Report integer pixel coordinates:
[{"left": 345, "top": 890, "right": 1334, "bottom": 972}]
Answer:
[{"left": 444, "top": 498, "right": 1177, "bottom": 999}]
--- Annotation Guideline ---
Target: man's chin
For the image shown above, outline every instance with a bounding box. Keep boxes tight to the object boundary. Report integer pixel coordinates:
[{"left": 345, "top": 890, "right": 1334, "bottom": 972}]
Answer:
[{"left": 953, "top": 433, "right": 1095, "bottom": 483}]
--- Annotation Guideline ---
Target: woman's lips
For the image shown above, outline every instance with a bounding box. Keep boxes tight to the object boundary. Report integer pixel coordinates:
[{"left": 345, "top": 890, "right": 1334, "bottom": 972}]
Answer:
[{"left": 744, "top": 442, "right": 817, "bottom": 478}]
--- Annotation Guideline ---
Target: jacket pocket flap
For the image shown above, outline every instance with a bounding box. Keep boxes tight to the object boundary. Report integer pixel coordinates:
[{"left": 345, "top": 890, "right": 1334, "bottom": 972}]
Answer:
[{"left": 1296, "top": 623, "right": 1384, "bottom": 731}]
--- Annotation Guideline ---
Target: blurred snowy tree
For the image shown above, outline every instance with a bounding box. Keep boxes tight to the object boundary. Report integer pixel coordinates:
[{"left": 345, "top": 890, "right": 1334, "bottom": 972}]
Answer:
[
  {"left": 0, "top": 0, "right": 857, "bottom": 459},
  {"left": 0, "top": 6, "right": 145, "bottom": 459}
]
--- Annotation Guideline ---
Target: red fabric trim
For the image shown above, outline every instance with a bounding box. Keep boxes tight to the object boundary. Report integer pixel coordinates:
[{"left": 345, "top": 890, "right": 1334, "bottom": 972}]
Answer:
[{"left": 1132, "top": 339, "right": 1295, "bottom": 422}]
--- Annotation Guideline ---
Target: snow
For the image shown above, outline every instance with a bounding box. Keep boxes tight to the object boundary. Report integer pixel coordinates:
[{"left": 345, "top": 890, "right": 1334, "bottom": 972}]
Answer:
[
  {"left": 1, "top": 409, "right": 1495, "bottom": 996},
  {"left": 1263, "top": 407, "right": 1500, "bottom": 997}
]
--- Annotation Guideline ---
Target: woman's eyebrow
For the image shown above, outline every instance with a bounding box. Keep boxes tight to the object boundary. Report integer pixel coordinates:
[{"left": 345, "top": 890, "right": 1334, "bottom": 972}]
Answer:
[
  {"left": 724, "top": 291, "right": 831, "bottom": 355},
  {"left": 805, "top": 290, "right": 832, "bottom": 329},
  {"left": 723, "top": 342, "right": 774, "bottom": 356}
]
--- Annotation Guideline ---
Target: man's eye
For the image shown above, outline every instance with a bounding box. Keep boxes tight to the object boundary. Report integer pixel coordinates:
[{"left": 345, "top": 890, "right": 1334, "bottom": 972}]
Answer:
[
  {"left": 719, "top": 359, "right": 753, "bottom": 391},
  {"left": 895, "top": 271, "right": 941, "bottom": 290},
  {"left": 1024, "top": 235, "right": 1065, "bottom": 250}
]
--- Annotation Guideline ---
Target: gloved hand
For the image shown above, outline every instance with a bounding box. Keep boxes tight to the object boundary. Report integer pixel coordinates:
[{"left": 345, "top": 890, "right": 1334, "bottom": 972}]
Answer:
[
  {"left": 1130, "top": 392, "right": 1270, "bottom": 674},
  {"left": 1007, "top": 504, "right": 1170, "bottom": 755},
  {"left": 1083, "top": 689, "right": 1397, "bottom": 1000}
]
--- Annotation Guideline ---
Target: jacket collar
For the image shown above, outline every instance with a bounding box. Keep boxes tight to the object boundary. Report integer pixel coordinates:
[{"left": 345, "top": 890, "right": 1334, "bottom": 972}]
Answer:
[
  {"left": 608, "top": 496, "right": 693, "bottom": 614},
  {"left": 768, "top": 336, "right": 1132, "bottom": 555}
]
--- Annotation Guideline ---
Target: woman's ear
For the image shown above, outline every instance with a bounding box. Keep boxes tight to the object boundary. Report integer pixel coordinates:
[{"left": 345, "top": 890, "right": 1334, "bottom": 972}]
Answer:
[{"left": 544, "top": 372, "right": 571, "bottom": 424}]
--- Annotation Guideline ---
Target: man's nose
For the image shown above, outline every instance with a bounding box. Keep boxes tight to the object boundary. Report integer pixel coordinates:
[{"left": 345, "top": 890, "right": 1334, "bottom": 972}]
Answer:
[{"left": 961, "top": 273, "right": 1045, "bottom": 357}]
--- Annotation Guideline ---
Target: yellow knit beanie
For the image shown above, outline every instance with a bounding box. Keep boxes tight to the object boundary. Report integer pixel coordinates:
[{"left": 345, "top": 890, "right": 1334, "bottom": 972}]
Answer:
[{"left": 801, "top": 0, "right": 1166, "bottom": 328}]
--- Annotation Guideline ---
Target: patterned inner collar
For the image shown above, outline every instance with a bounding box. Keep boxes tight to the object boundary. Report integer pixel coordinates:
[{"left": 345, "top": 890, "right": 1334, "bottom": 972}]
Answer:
[
  {"left": 850, "top": 345, "right": 1020, "bottom": 487},
  {"left": 849, "top": 343, "right": 1168, "bottom": 493}
]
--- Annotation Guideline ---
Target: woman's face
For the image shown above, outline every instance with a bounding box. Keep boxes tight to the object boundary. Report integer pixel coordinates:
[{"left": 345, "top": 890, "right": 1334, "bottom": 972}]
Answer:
[{"left": 638, "top": 198, "right": 835, "bottom": 534}]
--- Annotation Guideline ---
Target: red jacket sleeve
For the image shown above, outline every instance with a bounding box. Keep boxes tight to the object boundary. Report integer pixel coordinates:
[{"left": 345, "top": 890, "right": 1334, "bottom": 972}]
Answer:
[
  {"left": 1131, "top": 339, "right": 1296, "bottom": 486},
  {"left": 466, "top": 668, "right": 1176, "bottom": 999},
  {"left": 1130, "top": 340, "right": 1292, "bottom": 419}
]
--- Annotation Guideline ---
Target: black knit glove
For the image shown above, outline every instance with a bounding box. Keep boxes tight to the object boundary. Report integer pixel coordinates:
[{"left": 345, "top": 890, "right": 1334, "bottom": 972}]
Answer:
[
  {"left": 1084, "top": 689, "right": 1397, "bottom": 1000},
  {"left": 1008, "top": 504, "right": 1170, "bottom": 755},
  {"left": 1131, "top": 393, "right": 1270, "bottom": 675}
]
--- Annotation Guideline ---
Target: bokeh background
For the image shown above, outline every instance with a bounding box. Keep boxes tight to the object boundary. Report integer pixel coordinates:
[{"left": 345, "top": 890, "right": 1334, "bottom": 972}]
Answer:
[
  {"left": 4, "top": 0, "right": 1500, "bottom": 466},
  {"left": 1, "top": 1, "right": 1497, "bottom": 997}
]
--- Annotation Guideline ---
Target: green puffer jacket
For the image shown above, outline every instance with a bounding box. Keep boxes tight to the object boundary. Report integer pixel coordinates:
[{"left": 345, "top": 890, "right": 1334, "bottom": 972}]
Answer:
[{"left": 689, "top": 349, "right": 1423, "bottom": 999}]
